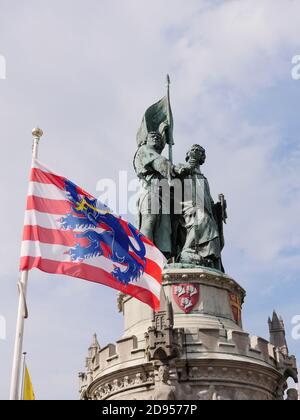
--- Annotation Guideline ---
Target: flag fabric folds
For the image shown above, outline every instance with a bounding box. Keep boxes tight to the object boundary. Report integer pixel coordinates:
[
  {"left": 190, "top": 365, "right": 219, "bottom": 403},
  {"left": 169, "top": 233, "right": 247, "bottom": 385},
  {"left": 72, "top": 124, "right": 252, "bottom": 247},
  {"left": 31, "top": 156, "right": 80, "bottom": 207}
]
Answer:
[
  {"left": 136, "top": 95, "right": 174, "bottom": 147},
  {"left": 20, "top": 160, "right": 165, "bottom": 311},
  {"left": 23, "top": 366, "right": 35, "bottom": 400}
]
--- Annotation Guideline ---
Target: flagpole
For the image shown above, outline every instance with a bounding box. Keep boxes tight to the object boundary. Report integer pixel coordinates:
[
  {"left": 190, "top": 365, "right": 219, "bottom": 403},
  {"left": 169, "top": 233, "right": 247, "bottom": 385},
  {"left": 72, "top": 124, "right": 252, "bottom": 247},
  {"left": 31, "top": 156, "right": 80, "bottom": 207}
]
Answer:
[
  {"left": 20, "top": 352, "right": 27, "bottom": 400},
  {"left": 166, "top": 74, "right": 173, "bottom": 164},
  {"left": 9, "top": 127, "right": 43, "bottom": 400}
]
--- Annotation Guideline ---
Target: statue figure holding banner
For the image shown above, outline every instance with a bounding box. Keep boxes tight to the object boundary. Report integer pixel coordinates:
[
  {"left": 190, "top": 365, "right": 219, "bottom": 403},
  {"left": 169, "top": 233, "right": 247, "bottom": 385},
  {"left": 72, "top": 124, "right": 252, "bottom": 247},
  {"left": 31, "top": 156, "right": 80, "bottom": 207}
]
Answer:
[
  {"left": 134, "top": 131, "right": 173, "bottom": 258},
  {"left": 134, "top": 76, "right": 177, "bottom": 259}
]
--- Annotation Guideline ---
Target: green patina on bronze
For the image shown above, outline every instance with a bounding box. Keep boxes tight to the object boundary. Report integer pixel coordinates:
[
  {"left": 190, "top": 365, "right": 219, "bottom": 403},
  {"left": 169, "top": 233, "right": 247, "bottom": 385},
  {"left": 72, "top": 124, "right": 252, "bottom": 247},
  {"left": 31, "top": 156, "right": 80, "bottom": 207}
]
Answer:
[{"left": 134, "top": 78, "right": 227, "bottom": 272}]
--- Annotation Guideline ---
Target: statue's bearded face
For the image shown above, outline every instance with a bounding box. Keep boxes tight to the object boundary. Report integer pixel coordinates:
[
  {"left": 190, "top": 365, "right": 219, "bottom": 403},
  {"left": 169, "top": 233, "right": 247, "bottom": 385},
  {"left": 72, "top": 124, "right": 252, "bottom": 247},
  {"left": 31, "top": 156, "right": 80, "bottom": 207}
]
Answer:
[
  {"left": 189, "top": 144, "right": 206, "bottom": 164},
  {"left": 147, "top": 132, "right": 165, "bottom": 152}
]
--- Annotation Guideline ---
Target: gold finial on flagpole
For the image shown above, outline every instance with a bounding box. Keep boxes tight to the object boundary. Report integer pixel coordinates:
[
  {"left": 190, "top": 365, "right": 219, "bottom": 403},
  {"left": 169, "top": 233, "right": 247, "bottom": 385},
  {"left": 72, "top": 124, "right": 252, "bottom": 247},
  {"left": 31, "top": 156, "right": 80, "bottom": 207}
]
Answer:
[
  {"left": 32, "top": 127, "right": 43, "bottom": 138},
  {"left": 31, "top": 127, "right": 43, "bottom": 160}
]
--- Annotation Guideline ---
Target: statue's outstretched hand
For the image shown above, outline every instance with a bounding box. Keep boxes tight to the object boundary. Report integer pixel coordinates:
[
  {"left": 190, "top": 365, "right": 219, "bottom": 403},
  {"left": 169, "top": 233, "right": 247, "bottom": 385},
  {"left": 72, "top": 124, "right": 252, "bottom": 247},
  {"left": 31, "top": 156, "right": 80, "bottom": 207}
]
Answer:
[
  {"left": 173, "top": 164, "right": 192, "bottom": 176},
  {"left": 158, "top": 121, "right": 169, "bottom": 134}
]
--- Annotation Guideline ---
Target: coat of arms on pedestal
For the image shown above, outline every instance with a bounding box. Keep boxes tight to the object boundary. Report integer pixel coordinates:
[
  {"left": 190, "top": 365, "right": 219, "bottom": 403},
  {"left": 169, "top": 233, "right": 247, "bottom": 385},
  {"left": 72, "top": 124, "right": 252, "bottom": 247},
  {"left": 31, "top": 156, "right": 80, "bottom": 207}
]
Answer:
[
  {"left": 172, "top": 284, "right": 200, "bottom": 313},
  {"left": 229, "top": 293, "right": 241, "bottom": 324}
]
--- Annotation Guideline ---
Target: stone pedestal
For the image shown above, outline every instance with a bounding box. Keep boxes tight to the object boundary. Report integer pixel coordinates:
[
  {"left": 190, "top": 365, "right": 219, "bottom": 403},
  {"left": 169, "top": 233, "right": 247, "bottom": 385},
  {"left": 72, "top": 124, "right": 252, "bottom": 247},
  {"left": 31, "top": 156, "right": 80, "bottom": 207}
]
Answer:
[{"left": 79, "top": 268, "right": 298, "bottom": 400}]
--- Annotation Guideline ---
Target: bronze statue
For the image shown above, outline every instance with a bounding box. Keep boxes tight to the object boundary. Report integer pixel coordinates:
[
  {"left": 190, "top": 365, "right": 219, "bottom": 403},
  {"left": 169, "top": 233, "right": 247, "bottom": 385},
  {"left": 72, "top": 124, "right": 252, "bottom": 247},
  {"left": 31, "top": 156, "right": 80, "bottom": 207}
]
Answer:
[
  {"left": 176, "top": 144, "right": 225, "bottom": 271},
  {"left": 134, "top": 81, "right": 227, "bottom": 272}
]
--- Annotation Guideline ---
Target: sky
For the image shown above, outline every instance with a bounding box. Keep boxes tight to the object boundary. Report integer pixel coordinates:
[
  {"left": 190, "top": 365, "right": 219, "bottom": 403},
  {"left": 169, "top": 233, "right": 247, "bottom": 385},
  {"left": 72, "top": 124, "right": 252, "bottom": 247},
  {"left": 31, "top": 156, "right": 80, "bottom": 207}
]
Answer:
[{"left": 0, "top": 0, "right": 299, "bottom": 399}]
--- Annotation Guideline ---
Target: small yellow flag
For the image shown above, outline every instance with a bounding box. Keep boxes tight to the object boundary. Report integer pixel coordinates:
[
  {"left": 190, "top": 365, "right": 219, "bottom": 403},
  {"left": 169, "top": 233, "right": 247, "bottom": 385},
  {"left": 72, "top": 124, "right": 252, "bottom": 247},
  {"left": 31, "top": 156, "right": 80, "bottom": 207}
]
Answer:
[{"left": 23, "top": 366, "right": 35, "bottom": 400}]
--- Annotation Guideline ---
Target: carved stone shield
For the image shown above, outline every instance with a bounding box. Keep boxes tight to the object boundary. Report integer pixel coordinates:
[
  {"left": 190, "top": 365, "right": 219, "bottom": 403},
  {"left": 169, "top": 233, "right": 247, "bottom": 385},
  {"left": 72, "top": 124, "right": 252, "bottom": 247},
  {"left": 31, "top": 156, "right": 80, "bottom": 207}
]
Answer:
[
  {"left": 228, "top": 292, "right": 241, "bottom": 324},
  {"left": 172, "top": 283, "right": 200, "bottom": 313}
]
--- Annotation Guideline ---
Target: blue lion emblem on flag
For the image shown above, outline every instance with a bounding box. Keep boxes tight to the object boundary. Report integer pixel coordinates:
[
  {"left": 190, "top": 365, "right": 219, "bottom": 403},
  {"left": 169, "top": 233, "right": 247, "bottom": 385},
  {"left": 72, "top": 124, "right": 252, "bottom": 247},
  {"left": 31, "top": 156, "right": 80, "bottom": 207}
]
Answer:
[{"left": 60, "top": 180, "right": 147, "bottom": 285}]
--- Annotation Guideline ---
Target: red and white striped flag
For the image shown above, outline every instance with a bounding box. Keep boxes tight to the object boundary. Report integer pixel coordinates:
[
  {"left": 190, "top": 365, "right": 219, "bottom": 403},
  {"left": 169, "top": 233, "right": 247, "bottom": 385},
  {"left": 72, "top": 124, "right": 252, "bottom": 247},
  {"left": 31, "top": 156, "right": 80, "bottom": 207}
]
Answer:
[{"left": 20, "top": 160, "right": 165, "bottom": 311}]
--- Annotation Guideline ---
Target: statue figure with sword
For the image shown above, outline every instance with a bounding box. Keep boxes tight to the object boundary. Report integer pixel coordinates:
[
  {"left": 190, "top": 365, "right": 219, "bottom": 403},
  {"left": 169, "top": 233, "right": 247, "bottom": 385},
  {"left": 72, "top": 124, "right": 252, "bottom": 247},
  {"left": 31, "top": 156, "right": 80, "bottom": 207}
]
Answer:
[
  {"left": 134, "top": 76, "right": 227, "bottom": 271},
  {"left": 176, "top": 144, "right": 227, "bottom": 271}
]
